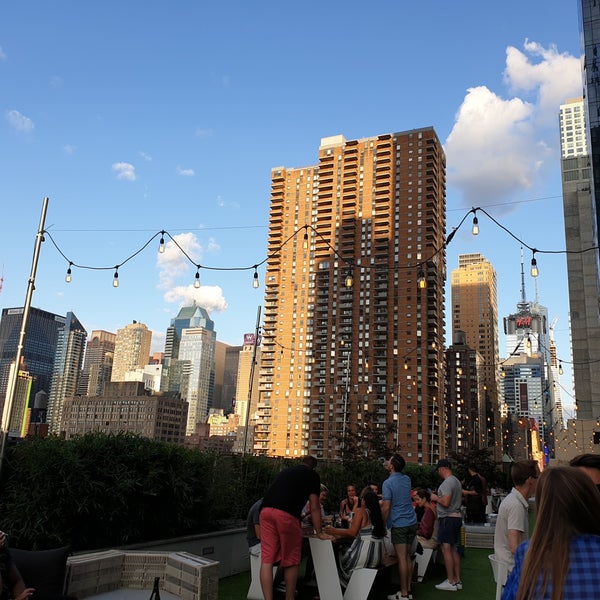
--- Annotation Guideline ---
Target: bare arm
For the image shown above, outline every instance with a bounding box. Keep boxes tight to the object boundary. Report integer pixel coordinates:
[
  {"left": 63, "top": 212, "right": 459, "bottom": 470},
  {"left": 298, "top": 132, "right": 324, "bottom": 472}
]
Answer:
[
  {"left": 380, "top": 499, "right": 391, "bottom": 523},
  {"left": 324, "top": 506, "right": 366, "bottom": 539},
  {"left": 254, "top": 523, "right": 261, "bottom": 541},
  {"left": 309, "top": 493, "right": 322, "bottom": 533},
  {"left": 508, "top": 529, "right": 523, "bottom": 555},
  {"left": 431, "top": 492, "right": 451, "bottom": 508}
]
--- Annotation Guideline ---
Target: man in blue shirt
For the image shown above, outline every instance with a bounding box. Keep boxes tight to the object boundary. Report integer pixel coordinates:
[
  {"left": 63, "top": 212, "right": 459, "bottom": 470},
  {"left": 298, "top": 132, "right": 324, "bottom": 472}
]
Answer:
[{"left": 382, "top": 454, "right": 417, "bottom": 600}]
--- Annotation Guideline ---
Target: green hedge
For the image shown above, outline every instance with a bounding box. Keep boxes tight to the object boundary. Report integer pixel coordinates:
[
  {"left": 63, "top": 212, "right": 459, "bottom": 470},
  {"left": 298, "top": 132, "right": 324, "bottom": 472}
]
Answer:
[{"left": 0, "top": 433, "right": 504, "bottom": 551}]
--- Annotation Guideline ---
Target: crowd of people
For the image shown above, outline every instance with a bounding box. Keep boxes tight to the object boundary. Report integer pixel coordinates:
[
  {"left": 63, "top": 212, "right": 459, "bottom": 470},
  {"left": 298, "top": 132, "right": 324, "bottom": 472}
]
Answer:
[{"left": 246, "top": 452, "right": 600, "bottom": 600}]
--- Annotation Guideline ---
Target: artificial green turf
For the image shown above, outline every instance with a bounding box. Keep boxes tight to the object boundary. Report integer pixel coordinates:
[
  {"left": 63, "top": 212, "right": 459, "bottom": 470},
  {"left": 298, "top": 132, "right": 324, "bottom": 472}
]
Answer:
[{"left": 218, "top": 547, "right": 496, "bottom": 599}]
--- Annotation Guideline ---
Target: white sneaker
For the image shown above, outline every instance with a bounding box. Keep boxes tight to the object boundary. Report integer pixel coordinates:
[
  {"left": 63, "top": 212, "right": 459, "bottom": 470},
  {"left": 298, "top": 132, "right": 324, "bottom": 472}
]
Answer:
[
  {"left": 386, "top": 593, "right": 409, "bottom": 600},
  {"left": 435, "top": 579, "right": 458, "bottom": 591},
  {"left": 456, "top": 581, "right": 463, "bottom": 590}
]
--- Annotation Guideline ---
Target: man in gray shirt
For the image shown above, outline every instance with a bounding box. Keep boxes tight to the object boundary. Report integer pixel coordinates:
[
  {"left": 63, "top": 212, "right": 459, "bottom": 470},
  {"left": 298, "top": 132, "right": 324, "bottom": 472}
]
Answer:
[
  {"left": 431, "top": 459, "right": 463, "bottom": 592},
  {"left": 494, "top": 460, "right": 538, "bottom": 571}
]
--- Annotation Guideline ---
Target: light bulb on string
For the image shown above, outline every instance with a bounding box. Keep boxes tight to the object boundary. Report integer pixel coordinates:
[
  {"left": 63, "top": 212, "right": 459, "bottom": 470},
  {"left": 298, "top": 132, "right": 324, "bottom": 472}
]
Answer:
[
  {"left": 530, "top": 252, "right": 539, "bottom": 278},
  {"left": 253, "top": 266, "right": 260, "bottom": 289},
  {"left": 303, "top": 228, "right": 309, "bottom": 250},
  {"left": 194, "top": 267, "right": 200, "bottom": 289},
  {"left": 417, "top": 269, "right": 426, "bottom": 289},
  {"left": 159, "top": 231, "right": 166, "bottom": 254},
  {"left": 65, "top": 263, "right": 73, "bottom": 283},
  {"left": 471, "top": 214, "right": 479, "bottom": 236},
  {"left": 345, "top": 268, "right": 353, "bottom": 288},
  {"left": 113, "top": 267, "right": 119, "bottom": 288}
]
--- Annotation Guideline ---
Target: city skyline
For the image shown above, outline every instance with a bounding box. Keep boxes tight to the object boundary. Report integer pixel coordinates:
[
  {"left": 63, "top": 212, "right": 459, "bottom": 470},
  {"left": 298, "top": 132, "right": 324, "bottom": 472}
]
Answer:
[{"left": 0, "top": 2, "right": 584, "bottom": 419}]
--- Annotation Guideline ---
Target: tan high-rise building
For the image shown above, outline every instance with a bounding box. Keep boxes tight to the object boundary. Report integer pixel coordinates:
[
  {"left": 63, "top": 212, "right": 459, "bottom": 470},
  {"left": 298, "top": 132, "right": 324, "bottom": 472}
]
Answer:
[
  {"left": 235, "top": 338, "right": 261, "bottom": 427},
  {"left": 111, "top": 321, "right": 152, "bottom": 382},
  {"left": 451, "top": 253, "right": 501, "bottom": 457},
  {"left": 258, "top": 128, "right": 447, "bottom": 462}
]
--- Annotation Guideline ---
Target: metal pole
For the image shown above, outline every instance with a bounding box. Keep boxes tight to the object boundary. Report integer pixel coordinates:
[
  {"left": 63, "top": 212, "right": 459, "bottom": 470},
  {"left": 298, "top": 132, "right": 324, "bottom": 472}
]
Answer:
[
  {"left": 0, "top": 197, "right": 49, "bottom": 472},
  {"left": 243, "top": 305, "right": 261, "bottom": 455},
  {"left": 341, "top": 348, "right": 350, "bottom": 457}
]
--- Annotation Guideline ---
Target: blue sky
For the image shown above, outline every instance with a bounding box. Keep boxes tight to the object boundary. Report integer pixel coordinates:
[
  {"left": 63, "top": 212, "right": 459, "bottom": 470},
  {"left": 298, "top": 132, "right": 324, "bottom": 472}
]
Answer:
[{"left": 0, "top": 1, "right": 583, "bottom": 416}]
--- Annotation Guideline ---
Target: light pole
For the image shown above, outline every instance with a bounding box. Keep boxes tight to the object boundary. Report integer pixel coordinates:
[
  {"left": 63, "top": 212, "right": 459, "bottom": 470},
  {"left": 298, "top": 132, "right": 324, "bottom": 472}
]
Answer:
[
  {"left": 340, "top": 341, "right": 351, "bottom": 457},
  {"left": 0, "top": 198, "right": 48, "bottom": 476}
]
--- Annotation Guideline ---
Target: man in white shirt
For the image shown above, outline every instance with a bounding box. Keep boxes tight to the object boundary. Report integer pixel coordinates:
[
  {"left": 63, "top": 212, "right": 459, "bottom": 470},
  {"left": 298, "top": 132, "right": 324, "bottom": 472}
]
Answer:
[{"left": 494, "top": 459, "right": 539, "bottom": 571}]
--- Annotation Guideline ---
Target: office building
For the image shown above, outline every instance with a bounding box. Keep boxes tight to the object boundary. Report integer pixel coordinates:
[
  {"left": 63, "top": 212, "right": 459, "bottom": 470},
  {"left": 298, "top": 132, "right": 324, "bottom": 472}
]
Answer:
[
  {"left": 0, "top": 306, "right": 65, "bottom": 422},
  {"left": 161, "top": 306, "right": 217, "bottom": 435},
  {"left": 78, "top": 330, "right": 116, "bottom": 397},
  {"left": 559, "top": 96, "right": 600, "bottom": 418},
  {"left": 47, "top": 312, "right": 87, "bottom": 434},
  {"left": 258, "top": 128, "right": 447, "bottom": 461},
  {"left": 111, "top": 321, "right": 152, "bottom": 382},
  {"left": 451, "top": 253, "right": 501, "bottom": 457},
  {"left": 222, "top": 344, "right": 242, "bottom": 412},
  {"left": 235, "top": 334, "right": 261, "bottom": 427},
  {"left": 61, "top": 381, "right": 187, "bottom": 444}
]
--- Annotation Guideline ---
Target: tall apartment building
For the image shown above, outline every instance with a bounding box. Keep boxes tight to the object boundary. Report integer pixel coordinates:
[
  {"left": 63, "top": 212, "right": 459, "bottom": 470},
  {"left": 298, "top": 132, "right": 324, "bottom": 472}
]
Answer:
[
  {"left": 559, "top": 96, "right": 600, "bottom": 419},
  {"left": 444, "top": 331, "right": 485, "bottom": 453},
  {"left": 161, "top": 306, "right": 217, "bottom": 435},
  {"left": 78, "top": 330, "right": 116, "bottom": 397},
  {"left": 258, "top": 128, "right": 447, "bottom": 462},
  {"left": 111, "top": 321, "right": 152, "bottom": 382},
  {"left": 451, "top": 253, "right": 501, "bottom": 456},
  {"left": 0, "top": 306, "right": 65, "bottom": 421},
  {"left": 47, "top": 312, "right": 87, "bottom": 434}
]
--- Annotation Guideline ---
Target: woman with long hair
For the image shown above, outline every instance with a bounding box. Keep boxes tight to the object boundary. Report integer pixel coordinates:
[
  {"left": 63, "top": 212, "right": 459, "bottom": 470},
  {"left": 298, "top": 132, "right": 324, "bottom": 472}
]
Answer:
[
  {"left": 413, "top": 488, "right": 438, "bottom": 550},
  {"left": 339, "top": 484, "right": 359, "bottom": 527},
  {"left": 502, "top": 466, "right": 600, "bottom": 600},
  {"left": 324, "top": 487, "right": 385, "bottom": 588}
]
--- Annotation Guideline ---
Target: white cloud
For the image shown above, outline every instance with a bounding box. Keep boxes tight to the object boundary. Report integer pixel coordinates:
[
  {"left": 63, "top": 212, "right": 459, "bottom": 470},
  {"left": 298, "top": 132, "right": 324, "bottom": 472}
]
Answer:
[
  {"left": 163, "top": 284, "right": 228, "bottom": 313},
  {"left": 6, "top": 110, "right": 34, "bottom": 133},
  {"left": 445, "top": 41, "right": 581, "bottom": 209},
  {"left": 176, "top": 166, "right": 195, "bottom": 176},
  {"left": 112, "top": 162, "right": 136, "bottom": 181},
  {"left": 0, "top": 46, "right": 7, "bottom": 61},
  {"left": 156, "top": 232, "right": 228, "bottom": 313},
  {"left": 150, "top": 330, "right": 166, "bottom": 354},
  {"left": 156, "top": 232, "right": 202, "bottom": 290},
  {"left": 504, "top": 40, "right": 582, "bottom": 124},
  {"left": 206, "top": 237, "right": 221, "bottom": 253},
  {"left": 63, "top": 144, "right": 75, "bottom": 155},
  {"left": 139, "top": 151, "right": 152, "bottom": 162},
  {"left": 216, "top": 195, "right": 240, "bottom": 210}
]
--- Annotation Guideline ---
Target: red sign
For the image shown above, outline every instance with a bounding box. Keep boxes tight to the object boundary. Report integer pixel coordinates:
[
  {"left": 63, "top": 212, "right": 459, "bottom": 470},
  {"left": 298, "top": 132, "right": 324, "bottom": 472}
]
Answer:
[{"left": 516, "top": 316, "right": 532, "bottom": 328}]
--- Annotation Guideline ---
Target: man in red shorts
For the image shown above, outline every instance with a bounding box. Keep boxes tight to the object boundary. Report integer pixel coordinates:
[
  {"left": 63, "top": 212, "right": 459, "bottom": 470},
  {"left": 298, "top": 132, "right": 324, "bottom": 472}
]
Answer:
[{"left": 260, "top": 455, "right": 324, "bottom": 600}]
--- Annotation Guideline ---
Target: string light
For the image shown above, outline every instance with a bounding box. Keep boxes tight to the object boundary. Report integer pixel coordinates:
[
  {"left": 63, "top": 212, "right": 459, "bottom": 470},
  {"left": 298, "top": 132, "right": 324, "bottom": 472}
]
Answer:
[
  {"left": 345, "top": 268, "right": 353, "bottom": 288},
  {"left": 303, "top": 226, "right": 309, "bottom": 250},
  {"left": 253, "top": 266, "right": 260, "bottom": 289},
  {"left": 559, "top": 361, "right": 564, "bottom": 375},
  {"left": 530, "top": 251, "right": 539, "bottom": 278},
  {"left": 417, "top": 269, "right": 426, "bottom": 289},
  {"left": 194, "top": 267, "right": 200, "bottom": 289},
  {"left": 471, "top": 213, "right": 479, "bottom": 236},
  {"left": 65, "top": 262, "right": 72, "bottom": 283},
  {"left": 43, "top": 206, "right": 600, "bottom": 294},
  {"left": 112, "top": 267, "right": 119, "bottom": 288}
]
